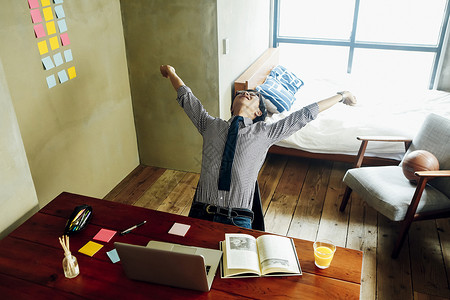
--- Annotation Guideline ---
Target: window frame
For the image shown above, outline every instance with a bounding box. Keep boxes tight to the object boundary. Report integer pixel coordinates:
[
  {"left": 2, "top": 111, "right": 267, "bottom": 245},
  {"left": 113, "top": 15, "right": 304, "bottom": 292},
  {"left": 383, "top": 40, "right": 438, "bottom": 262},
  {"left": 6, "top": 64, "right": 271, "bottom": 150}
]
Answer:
[{"left": 272, "top": 0, "right": 450, "bottom": 89}]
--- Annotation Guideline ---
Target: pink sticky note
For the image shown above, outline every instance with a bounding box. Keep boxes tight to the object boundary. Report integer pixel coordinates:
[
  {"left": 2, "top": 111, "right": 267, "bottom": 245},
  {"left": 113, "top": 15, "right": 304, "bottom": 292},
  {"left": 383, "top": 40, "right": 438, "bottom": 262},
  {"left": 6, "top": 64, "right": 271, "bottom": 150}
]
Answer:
[
  {"left": 60, "top": 32, "right": 70, "bottom": 46},
  {"left": 30, "top": 9, "right": 42, "bottom": 23},
  {"left": 33, "top": 24, "right": 46, "bottom": 38},
  {"left": 93, "top": 228, "right": 117, "bottom": 243},
  {"left": 168, "top": 223, "right": 191, "bottom": 237},
  {"left": 28, "top": 0, "right": 40, "bottom": 9}
]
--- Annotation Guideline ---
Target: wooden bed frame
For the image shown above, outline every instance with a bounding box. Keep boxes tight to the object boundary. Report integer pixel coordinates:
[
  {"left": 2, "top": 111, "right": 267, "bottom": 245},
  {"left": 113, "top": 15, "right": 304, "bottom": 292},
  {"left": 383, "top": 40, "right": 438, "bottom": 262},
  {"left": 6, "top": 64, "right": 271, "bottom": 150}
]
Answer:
[{"left": 234, "top": 48, "right": 400, "bottom": 166}]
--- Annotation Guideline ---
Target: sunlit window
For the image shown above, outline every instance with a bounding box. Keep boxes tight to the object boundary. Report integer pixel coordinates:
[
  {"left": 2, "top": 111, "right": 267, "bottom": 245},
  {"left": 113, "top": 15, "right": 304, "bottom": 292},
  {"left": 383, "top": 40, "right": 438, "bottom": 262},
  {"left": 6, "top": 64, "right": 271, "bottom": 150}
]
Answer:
[{"left": 274, "top": 0, "right": 449, "bottom": 89}]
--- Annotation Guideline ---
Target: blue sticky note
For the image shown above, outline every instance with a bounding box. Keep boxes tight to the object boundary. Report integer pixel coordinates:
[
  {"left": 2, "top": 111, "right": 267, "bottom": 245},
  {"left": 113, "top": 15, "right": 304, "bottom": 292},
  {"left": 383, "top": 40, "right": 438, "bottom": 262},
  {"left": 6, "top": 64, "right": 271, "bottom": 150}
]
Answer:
[
  {"left": 57, "top": 69, "right": 68, "bottom": 83},
  {"left": 53, "top": 52, "right": 63, "bottom": 66},
  {"left": 54, "top": 5, "right": 65, "bottom": 18},
  {"left": 64, "top": 49, "right": 73, "bottom": 62},
  {"left": 53, "top": 0, "right": 63, "bottom": 3},
  {"left": 107, "top": 249, "right": 120, "bottom": 263},
  {"left": 46, "top": 74, "right": 57, "bottom": 88},
  {"left": 57, "top": 19, "right": 67, "bottom": 33},
  {"left": 42, "top": 56, "right": 55, "bottom": 70}
]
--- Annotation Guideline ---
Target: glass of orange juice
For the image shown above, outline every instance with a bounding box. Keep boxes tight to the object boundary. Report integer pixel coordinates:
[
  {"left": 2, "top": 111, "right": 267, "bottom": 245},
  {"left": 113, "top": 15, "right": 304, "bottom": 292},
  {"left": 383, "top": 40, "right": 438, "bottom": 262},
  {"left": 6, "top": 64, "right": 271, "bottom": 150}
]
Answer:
[{"left": 313, "top": 240, "right": 336, "bottom": 269}]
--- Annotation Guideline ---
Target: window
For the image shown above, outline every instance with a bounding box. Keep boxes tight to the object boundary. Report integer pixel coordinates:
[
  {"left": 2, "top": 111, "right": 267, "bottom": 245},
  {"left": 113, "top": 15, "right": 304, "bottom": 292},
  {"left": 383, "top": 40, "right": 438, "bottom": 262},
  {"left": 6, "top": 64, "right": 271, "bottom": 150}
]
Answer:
[{"left": 273, "top": 0, "right": 450, "bottom": 89}]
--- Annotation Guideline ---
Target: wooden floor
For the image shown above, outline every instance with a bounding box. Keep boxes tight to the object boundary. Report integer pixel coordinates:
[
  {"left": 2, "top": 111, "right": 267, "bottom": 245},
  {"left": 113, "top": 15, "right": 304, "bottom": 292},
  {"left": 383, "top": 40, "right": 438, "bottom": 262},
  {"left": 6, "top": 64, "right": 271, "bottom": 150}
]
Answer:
[{"left": 104, "top": 153, "right": 450, "bottom": 300}]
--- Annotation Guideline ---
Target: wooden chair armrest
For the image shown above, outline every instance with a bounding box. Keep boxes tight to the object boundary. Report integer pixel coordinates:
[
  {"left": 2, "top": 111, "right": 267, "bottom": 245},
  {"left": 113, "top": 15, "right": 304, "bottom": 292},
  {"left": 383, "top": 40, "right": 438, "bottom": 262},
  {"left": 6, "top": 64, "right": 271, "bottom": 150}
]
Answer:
[
  {"left": 357, "top": 136, "right": 412, "bottom": 143},
  {"left": 415, "top": 170, "right": 450, "bottom": 178},
  {"left": 353, "top": 136, "right": 413, "bottom": 168}
]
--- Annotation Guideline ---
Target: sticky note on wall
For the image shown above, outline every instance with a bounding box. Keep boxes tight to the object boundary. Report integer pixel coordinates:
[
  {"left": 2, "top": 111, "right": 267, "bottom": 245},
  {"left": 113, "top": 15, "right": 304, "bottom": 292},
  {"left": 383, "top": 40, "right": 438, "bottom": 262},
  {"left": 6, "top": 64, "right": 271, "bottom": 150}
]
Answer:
[
  {"left": 60, "top": 33, "right": 70, "bottom": 46},
  {"left": 49, "top": 36, "right": 59, "bottom": 50},
  {"left": 30, "top": 9, "right": 43, "bottom": 23},
  {"left": 37, "top": 40, "right": 49, "bottom": 55},
  {"left": 54, "top": 5, "right": 65, "bottom": 18},
  {"left": 57, "top": 19, "right": 67, "bottom": 33},
  {"left": 46, "top": 21, "right": 56, "bottom": 35},
  {"left": 40, "top": 0, "right": 51, "bottom": 7},
  {"left": 53, "top": 52, "right": 63, "bottom": 66},
  {"left": 41, "top": 56, "right": 55, "bottom": 70},
  {"left": 33, "top": 24, "right": 46, "bottom": 38},
  {"left": 67, "top": 66, "right": 76, "bottom": 79},
  {"left": 58, "top": 69, "right": 68, "bottom": 83},
  {"left": 46, "top": 75, "right": 56, "bottom": 88},
  {"left": 42, "top": 7, "right": 53, "bottom": 21},
  {"left": 28, "top": 0, "right": 40, "bottom": 9}
]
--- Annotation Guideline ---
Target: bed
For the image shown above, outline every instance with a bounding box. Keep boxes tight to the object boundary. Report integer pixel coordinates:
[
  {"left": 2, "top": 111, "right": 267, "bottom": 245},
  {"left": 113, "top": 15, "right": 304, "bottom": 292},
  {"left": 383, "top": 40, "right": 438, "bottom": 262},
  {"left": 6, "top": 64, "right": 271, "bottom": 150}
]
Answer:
[{"left": 235, "top": 48, "right": 450, "bottom": 166}]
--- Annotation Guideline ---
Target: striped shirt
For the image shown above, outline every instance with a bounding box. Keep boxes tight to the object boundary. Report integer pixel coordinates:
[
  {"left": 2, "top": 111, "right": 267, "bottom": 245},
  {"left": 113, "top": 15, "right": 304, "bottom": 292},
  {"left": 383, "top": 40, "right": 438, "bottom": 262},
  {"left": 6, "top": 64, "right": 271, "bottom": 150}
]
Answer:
[{"left": 177, "top": 86, "right": 319, "bottom": 210}]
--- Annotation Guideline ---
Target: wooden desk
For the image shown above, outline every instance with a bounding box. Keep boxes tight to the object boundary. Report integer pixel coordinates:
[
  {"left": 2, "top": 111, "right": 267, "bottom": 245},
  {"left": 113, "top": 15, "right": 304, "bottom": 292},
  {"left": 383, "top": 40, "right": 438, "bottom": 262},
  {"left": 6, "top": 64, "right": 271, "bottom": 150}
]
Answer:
[{"left": 0, "top": 192, "right": 363, "bottom": 299}]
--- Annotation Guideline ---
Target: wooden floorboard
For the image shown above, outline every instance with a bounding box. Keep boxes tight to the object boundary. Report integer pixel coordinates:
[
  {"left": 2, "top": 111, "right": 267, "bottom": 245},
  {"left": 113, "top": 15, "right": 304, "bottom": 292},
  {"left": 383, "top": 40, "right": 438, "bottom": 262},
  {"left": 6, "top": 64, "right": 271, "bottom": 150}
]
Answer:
[{"left": 103, "top": 153, "right": 450, "bottom": 299}]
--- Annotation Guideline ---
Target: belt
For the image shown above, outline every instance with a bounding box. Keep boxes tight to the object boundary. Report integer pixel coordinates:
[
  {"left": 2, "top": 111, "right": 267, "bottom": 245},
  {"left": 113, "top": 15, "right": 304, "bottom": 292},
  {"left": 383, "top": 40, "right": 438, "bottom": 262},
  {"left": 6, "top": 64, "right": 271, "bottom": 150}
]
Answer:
[{"left": 192, "top": 202, "right": 254, "bottom": 221}]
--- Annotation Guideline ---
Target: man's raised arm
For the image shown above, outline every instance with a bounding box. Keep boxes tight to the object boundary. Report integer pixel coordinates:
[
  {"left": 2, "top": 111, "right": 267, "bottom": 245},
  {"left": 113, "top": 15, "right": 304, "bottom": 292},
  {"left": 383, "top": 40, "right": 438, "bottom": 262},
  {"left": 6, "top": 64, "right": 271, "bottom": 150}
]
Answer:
[{"left": 160, "top": 65, "right": 185, "bottom": 91}]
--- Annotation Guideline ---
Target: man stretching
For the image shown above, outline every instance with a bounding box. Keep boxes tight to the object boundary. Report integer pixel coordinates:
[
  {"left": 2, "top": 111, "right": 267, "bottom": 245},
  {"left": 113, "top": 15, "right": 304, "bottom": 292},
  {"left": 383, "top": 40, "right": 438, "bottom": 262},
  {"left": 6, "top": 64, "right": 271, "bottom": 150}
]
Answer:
[{"left": 160, "top": 65, "right": 356, "bottom": 229}]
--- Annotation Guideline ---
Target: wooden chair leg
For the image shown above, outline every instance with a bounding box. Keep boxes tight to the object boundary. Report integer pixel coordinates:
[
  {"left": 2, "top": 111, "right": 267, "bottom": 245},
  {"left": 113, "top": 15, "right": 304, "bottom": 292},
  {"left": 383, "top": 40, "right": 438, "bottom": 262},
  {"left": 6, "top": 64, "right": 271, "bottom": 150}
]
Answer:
[
  {"left": 391, "top": 177, "right": 428, "bottom": 258},
  {"left": 392, "top": 218, "right": 413, "bottom": 259},
  {"left": 340, "top": 186, "right": 353, "bottom": 212}
]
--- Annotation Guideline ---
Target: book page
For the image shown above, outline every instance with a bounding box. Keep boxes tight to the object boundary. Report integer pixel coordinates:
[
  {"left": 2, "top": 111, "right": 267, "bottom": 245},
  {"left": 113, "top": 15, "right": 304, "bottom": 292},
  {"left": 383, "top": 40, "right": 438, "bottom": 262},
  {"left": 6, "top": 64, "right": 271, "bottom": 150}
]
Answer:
[
  {"left": 225, "top": 233, "right": 260, "bottom": 273},
  {"left": 256, "top": 235, "right": 301, "bottom": 275}
]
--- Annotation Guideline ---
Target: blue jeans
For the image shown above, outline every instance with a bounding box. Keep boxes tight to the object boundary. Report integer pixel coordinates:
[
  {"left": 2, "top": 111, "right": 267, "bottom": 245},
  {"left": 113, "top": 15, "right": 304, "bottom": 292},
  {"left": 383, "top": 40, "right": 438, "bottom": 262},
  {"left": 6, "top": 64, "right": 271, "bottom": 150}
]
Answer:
[{"left": 188, "top": 203, "right": 252, "bottom": 229}]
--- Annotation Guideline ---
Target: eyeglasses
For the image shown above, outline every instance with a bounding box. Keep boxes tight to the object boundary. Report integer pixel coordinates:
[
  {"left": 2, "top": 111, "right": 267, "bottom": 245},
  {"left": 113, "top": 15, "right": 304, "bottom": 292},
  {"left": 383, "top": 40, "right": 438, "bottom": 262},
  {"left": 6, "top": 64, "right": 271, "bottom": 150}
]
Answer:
[{"left": 236, "top": 90, "right": 260, "bottom": 97}]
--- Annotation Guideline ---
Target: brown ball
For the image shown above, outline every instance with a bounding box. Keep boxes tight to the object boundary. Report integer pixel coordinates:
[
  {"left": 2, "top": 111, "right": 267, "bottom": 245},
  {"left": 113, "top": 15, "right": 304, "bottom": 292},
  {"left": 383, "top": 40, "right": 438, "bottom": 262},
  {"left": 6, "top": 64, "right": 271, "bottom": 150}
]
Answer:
[{"left": 402, "top": 150, "right": 439, "bottom": 182}]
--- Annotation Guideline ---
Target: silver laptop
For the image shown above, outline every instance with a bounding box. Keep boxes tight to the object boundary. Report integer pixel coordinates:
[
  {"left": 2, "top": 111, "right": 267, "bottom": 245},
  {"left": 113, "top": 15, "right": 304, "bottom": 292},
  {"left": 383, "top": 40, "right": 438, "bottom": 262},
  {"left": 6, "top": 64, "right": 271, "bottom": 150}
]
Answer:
[{"left": 114, "top": 241, "right": 222, "bottom": 292}]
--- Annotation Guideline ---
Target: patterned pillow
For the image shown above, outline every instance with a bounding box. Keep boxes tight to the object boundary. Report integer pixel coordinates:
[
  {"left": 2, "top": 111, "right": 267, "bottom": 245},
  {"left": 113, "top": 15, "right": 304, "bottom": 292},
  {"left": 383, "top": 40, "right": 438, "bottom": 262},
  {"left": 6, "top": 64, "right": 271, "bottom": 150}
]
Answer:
[
  {"left": 270, "top": 65, "right": 304, "bottom": 95},
  {"left": 256, "top": 76, "right": 296, "bottom": 113}
]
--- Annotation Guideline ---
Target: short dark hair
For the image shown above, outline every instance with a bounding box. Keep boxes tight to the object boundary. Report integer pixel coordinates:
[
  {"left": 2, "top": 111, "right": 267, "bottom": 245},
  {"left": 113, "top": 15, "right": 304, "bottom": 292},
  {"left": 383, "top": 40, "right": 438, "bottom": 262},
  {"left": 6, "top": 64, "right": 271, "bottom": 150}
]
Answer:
[{"left": 231, "top": 89, "right": 267, "bottom": 123}]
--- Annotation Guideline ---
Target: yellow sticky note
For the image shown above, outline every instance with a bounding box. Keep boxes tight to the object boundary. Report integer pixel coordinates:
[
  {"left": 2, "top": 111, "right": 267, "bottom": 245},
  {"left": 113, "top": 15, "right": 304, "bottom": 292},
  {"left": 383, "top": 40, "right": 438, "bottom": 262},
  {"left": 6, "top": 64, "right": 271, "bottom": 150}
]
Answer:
[
  {"left": 37, "top": 40, "right": 49, "bottom": 55},
  {"left": 78, "top": 241, "right": 103, "bottom": 257},
  {"left": 43, "top": 7, "right": 53, "bottom": 21},
  {"left": 41, "top": 0, "right": 51, "bottom": 7},
  {"left": 46, "top": 21, "right": 56, "bottom": 35},
  {"left": 68, "top": 66, "right": 76, "bottom": 79},
  {"left": 49, "top": 36, "right": 59, "bottom": 50}
]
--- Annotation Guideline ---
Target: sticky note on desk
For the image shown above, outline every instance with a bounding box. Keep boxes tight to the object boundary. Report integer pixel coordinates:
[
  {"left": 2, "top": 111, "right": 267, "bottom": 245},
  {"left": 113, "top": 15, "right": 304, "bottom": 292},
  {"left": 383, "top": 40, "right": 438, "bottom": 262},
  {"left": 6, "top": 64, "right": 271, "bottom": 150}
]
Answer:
[
  {"left": 78, "top": 241, "right": 103, "bottom": 257},
  {"left": 107, "top": 249, "right": 120, "bottom": 263},
  {"left": 168, "top": 223, "right": 191, "bottom": 237},
  {"left": 93, "top": 228, "right": 116, "bottom": 243}
]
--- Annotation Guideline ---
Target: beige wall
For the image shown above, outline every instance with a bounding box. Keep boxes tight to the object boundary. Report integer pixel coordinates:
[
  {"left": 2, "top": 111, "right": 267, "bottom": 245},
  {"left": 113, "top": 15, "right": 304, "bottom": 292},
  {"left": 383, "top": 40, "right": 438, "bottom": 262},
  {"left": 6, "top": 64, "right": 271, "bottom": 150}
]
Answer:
[
  {"left": 0, "top": 58, "right": 39, "bottom": 238},
  {"left": 0, "top": 0, "right": 138, "bottom": 211},
  {"left": 121, "top": 0, "right": 271, "bottom": 172}
]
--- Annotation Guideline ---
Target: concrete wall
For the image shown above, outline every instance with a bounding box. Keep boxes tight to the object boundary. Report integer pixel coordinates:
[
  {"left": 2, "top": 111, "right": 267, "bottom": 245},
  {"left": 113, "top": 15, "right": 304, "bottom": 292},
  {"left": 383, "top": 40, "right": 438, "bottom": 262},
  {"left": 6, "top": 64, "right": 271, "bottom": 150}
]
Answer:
[
  {"left": 0, "top": 58, "right": 39, "bottom": 238},
  {"left": 0, "top": 0, "right": 139, "bottom": 214},
  {"left": 121, "top": 0, "right": 271, "bottom": 172},
  {"left": 120, "top": 0, "right": 219, "bottom": 173}
]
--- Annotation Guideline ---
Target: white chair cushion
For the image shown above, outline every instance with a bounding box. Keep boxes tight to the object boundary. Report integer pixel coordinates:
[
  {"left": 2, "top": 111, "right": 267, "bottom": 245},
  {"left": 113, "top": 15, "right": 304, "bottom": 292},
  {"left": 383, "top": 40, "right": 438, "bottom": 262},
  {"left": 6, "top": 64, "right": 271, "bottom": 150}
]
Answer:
[{"left": 344, "top": 165, "right": 450, "bottom": 221}]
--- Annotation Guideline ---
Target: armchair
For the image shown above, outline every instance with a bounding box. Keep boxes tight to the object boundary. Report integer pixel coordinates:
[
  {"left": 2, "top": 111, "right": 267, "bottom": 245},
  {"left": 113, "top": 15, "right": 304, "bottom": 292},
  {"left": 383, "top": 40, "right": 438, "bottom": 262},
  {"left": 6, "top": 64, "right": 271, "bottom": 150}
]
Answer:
[{"left": 339, "top": 113, "right": 450, "bottom": 258}]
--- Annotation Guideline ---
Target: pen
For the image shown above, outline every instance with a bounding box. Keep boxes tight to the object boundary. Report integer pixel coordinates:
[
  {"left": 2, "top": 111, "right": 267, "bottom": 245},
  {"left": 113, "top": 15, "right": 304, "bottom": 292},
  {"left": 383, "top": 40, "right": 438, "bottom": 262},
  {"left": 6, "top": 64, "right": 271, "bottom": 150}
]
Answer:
[{"left": 120, "top": 221, "right": 147, "bottom": 235}]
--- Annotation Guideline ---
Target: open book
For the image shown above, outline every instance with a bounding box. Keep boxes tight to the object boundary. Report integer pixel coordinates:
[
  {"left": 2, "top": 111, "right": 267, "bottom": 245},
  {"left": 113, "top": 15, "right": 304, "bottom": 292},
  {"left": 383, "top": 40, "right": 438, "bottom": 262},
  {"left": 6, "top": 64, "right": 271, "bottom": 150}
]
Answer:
[{"left": 220, "top": 233, "right": 302, "bottom": 278}]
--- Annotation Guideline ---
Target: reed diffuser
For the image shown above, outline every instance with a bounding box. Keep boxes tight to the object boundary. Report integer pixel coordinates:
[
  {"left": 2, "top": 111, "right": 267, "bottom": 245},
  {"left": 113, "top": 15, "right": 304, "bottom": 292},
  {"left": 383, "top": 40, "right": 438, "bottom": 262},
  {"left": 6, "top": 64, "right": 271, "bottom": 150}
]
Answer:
[{"left": 58, "top": 235, "right": 80, "bottom": 278}]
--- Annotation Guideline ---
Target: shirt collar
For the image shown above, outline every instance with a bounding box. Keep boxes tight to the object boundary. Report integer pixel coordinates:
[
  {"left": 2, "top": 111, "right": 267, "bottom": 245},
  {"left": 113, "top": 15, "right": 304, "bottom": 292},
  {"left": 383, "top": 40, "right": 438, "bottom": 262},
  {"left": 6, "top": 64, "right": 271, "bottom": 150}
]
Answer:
[{"left": 229, "top": 115, "right": 253, "bottom": 127}]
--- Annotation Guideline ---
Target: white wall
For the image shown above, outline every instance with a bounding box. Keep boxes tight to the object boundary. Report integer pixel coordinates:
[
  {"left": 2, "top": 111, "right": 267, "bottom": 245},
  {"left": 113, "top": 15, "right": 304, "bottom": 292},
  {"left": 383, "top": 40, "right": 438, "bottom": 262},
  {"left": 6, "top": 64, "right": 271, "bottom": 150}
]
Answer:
[{"left": 217, "top": 0, "right": 272, "bottom": 120}]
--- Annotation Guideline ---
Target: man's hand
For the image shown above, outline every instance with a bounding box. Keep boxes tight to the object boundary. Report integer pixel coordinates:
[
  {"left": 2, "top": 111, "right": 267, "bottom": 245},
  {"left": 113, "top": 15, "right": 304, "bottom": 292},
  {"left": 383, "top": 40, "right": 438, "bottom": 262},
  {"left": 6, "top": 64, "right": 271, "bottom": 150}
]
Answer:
[
  {"left": 341, "top": 91, "right": 357, "bottom": 106},
  {"left": 160, "top": 65, "right": 185, "bottom": 91},
  {"left": 160, "top": 65, "right": 176, "bottom": 78}
]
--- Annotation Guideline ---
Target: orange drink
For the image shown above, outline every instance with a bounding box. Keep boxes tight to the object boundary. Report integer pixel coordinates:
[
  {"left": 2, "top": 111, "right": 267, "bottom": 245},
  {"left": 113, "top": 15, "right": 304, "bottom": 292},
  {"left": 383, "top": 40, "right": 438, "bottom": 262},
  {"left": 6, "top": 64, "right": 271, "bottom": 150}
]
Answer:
[{"left": 313, "top": 240, "right": 336, "bottom": 269}]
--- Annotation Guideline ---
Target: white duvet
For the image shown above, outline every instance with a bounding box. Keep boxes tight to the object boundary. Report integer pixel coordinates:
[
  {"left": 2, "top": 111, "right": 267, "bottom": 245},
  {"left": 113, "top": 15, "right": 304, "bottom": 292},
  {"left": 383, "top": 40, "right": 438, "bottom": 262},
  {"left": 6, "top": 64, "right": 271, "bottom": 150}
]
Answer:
[{"left": 265, "top": 76, "right": 450, "bottom": 160}]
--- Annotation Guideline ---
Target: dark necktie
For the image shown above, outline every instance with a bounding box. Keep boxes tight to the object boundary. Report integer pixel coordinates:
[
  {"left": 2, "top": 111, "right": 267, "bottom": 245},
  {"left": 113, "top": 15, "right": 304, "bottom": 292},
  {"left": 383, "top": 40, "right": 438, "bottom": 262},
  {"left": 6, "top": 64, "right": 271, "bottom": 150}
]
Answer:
[{"left": 218, "top": 116, "right": 243, "bottom": 191}]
